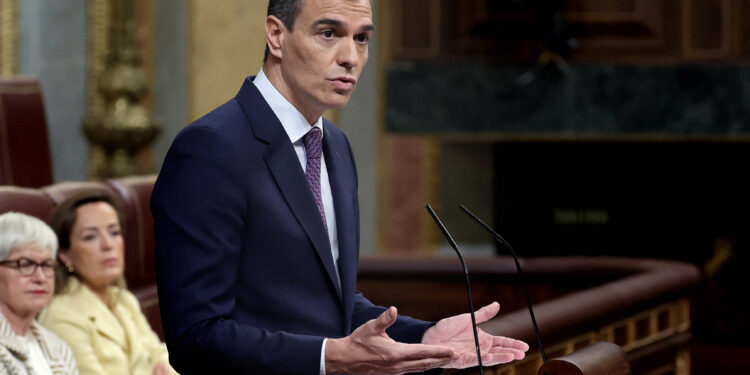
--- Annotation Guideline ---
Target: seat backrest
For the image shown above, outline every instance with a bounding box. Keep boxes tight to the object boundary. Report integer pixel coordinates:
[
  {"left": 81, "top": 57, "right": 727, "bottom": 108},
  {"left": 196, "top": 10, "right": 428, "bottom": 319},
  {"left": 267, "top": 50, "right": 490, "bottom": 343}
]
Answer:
[
  {"left": 0, "top": 186, "right": 56, "bottom": 221},
  {"left": 0, "top": 77, "right": 53, "bottom": 188},
  {"left": 105, "top": 175, "right": 157, "bottom": 289}
]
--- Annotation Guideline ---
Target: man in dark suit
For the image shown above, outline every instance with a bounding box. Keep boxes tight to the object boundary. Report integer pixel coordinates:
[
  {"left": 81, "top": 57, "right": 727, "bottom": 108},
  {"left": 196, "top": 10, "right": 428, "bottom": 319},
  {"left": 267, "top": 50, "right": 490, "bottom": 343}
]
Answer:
[{"left": 151, "top": 0, "right": 528, "bottom": 374}]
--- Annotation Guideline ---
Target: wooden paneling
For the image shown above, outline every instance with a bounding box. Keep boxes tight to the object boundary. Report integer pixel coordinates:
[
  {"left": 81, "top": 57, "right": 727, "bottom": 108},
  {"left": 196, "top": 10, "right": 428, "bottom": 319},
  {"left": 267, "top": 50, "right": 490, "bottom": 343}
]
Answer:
[
  {"left": 390, "top": 0, "right": 441, "bottom": 59},
  {"left": 386, "top": 0, "right": 750, "bottom": 62}
]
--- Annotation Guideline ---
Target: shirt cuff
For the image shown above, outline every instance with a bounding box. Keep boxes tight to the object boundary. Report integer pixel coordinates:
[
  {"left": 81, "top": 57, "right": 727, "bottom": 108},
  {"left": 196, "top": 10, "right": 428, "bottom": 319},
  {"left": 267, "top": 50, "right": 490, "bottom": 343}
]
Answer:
[{"left": 320, "top": 338, "right": 328, "bottom": 375}]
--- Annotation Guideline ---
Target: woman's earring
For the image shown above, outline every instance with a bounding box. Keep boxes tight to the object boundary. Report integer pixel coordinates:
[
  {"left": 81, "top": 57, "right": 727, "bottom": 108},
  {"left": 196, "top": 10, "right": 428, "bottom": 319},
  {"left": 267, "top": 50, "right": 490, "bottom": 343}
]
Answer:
[{"left": 65, "top": 263, "right": 74, "bottom": 273}]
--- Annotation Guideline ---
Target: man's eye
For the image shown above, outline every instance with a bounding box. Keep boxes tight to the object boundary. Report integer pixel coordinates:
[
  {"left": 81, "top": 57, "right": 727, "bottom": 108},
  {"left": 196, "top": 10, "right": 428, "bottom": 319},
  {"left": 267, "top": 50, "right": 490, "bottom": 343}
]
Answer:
[
  {"left": 322, "top": 30, "right": 334, "bottom": 39},
  {"left": 356, "top": 34, "right": 370, "bottom": 43}
]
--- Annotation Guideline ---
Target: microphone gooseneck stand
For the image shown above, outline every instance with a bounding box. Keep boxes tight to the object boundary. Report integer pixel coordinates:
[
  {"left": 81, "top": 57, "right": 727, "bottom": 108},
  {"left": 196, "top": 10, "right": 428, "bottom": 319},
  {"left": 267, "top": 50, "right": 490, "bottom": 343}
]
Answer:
[
  {"left": 459, "top": 204, "right": 548, "bottom": 363},
  {"left": 425, "top": 204, "right": 484, "bottom": 375}
]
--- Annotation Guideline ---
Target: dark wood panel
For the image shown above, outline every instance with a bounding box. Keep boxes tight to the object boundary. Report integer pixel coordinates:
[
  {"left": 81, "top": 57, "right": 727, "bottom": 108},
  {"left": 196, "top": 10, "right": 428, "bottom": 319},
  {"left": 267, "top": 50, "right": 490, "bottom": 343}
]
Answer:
[
  {"left": 401, "top": 0, "right": 432, "bottom": 49},
  {"left": 386, "top": 0, "right": 749, "bottom": 62},
  {"left": 690, "top": 0, "right": 723, "bottom": 50}
]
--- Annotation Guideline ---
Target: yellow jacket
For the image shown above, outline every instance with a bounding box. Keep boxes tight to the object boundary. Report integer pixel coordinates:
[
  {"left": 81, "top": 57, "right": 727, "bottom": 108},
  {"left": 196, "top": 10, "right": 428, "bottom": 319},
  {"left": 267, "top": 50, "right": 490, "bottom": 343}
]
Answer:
[{"left": 38, "top": 278, "right": 175, "bottom": 375}]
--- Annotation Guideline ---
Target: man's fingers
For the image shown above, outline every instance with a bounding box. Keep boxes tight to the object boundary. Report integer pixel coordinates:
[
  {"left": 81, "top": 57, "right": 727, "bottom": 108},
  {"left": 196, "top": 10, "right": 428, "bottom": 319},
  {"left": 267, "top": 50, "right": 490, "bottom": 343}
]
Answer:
[
  {"left": 492, "top": 335, "right": 530, "bottom": 352},
  {"left": 395, "top": 343, "right": 456, "bottom": 362},
  {"left": 370, "top": 306, "right": 398, "bottom": 334},
  {"left": 393, "top": 357, "right": 455, "bottom": 374},
  {"left": 374, "top": 342, "right": 456, "bottom": 373},
  {"left": 487, "top": 345, "right": 527, "bottom": 360},
  {"left": 474, "top": 301, "right": 500, "bottom": 323},
  {"left": 479, "top": 352, "right": 518, "bottom": 367}
]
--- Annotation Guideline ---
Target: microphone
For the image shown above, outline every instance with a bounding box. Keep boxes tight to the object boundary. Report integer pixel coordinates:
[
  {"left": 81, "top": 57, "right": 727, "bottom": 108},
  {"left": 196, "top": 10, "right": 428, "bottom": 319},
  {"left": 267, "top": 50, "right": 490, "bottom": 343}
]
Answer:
[
  {"left": 425, "top": 204, "right": 484, "bottom": 374},
  {"left": 459, "top": 204, "right": 547, "bottom": 362}
]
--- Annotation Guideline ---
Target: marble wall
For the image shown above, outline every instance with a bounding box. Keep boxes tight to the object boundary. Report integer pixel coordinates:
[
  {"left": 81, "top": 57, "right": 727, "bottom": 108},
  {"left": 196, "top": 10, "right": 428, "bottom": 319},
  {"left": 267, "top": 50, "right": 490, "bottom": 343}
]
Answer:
[{"left": 387, "top": 63, "right": 750, "bottom": 135}]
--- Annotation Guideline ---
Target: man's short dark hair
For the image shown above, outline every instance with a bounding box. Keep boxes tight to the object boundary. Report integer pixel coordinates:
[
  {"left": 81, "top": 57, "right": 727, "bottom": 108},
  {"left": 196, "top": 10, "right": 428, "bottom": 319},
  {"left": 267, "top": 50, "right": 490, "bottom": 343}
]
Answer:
[{"left": 264, "top": 0, "right": 304, "bottom": 61}]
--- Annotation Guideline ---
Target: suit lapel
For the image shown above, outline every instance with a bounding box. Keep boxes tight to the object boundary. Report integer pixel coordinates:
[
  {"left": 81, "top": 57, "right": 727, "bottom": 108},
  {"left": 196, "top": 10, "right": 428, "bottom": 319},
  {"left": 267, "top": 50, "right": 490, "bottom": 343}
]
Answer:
[
  {"left": 322, "top": 121, "right": 358, "bottom": 330},
  {"left": 237, "top": 77, "right": 343, "bottom": 300}
]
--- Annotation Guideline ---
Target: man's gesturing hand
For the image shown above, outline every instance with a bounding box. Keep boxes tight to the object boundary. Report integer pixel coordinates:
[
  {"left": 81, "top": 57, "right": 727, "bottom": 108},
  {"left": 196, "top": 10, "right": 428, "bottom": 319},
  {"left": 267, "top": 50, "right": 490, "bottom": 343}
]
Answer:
[
  {"left": 421, "top": 302, "right": 529, "bottom": 368},
  {"left": 325, "top": 306, "right": 457, "bottom": 374}
]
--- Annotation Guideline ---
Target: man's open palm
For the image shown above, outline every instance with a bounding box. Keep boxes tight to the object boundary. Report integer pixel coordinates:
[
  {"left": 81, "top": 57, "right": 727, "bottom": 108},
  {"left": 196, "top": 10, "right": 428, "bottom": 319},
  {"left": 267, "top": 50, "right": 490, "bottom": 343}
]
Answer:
[{"left": 421, "top": 302, "right": 529, "bottom": 368}]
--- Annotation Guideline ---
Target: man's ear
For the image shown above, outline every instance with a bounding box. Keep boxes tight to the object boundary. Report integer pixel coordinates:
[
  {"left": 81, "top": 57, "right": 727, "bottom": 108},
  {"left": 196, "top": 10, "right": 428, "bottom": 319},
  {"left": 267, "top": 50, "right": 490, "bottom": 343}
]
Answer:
[{"left": 266, "top": 15, "right": 286, "bottom": 60}]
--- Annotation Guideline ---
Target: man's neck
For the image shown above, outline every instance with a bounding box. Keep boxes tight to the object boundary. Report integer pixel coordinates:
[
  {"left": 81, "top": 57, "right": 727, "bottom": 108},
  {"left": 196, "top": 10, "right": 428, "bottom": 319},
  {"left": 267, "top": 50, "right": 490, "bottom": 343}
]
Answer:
[{"left": 262, "top": 62, "right": 324, "bottom": 125}]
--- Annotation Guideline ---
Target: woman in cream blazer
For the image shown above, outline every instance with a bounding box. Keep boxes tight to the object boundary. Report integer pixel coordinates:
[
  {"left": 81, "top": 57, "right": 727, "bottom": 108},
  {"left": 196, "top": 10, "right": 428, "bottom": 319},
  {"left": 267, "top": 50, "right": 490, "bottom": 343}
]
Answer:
[
  {"left": 38, "top": 278, "right": 168, "bottom": 375},
  {"left": 38, "top": 191, "right": 175, "bottom": 375}
]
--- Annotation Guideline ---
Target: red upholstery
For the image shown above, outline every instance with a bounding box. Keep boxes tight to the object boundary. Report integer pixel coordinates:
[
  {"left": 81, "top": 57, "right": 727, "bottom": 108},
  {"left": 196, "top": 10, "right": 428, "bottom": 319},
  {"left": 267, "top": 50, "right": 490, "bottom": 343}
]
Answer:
[
  {"left": 42, "top": 181, "right": 115, "bottom": 205},
  {"left": 105, "top": 175, "right": 157, "bottom": 289},
  {"left": 0, "top": 186, "right": 56, "bottom": 220},
  {"left": 0, "top": 175, "right": 162, "bottom": 339},
  {"left": 0, "top": 77, "right": 53, "bottom": 188}
]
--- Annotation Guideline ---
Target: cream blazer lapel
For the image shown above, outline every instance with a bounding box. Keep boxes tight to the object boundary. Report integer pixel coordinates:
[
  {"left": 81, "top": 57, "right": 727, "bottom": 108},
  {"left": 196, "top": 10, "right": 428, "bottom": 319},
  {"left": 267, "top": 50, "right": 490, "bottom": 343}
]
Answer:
[{"left": 67, "top": 279, "right": 130, "bottom": 354}]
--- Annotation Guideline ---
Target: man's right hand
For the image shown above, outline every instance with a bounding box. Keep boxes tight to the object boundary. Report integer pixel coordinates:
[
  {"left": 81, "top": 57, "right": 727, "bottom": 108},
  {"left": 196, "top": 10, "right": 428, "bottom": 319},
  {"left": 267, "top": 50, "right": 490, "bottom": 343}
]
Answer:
[{"left": 325, "top": 307, "right": 457, "bottom": 374}]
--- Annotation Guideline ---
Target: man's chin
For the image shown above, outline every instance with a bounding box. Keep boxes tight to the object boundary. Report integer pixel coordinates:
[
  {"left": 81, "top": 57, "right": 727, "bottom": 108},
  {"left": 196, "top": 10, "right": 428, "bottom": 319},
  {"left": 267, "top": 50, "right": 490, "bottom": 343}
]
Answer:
[
  {"left": 329, "top": 90, "right": 354, "bottom": 109},
  {"left": 323, "top": 96, "right": 353, "bottom": 111}
]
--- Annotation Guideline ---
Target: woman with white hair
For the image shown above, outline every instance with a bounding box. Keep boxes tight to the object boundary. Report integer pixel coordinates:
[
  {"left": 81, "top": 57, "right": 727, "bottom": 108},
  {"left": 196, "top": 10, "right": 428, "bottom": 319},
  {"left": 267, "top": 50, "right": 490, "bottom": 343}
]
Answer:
[{"left": 0, "top": 211, "right": 78, "bottom": 375}]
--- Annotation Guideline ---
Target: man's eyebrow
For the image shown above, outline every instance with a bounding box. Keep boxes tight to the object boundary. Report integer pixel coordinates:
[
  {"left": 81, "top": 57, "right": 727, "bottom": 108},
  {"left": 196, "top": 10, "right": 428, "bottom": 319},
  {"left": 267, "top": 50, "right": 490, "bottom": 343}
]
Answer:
[
  {"left": 313, "top": 18, "right": 344, "bottom": 28},
  {"left": 312, "top": 18, "right": 375, "bottom": 32}
]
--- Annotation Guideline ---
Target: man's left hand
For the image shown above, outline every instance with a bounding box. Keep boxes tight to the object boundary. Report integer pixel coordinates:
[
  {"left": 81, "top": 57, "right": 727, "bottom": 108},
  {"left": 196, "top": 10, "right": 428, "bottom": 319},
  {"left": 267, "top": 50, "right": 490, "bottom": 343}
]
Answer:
[{"left": 421, "top": 302, "right": 529, "bottom": 369}]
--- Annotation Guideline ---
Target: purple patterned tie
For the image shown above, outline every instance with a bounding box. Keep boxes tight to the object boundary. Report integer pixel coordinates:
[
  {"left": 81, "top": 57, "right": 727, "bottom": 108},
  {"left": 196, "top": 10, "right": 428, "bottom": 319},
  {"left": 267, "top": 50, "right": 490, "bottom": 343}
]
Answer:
[{"left": 303, "top": 127, "right": 327, "bottom": 229}]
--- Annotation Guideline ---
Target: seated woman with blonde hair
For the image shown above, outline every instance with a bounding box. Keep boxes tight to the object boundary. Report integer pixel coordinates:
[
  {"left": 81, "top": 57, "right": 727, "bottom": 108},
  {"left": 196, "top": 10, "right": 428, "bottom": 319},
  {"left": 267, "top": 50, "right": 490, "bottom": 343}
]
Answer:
[
  {"left": 38, "top": 191, "right": 175, "bottom": 375},
  {"left": 0, "top": 211, "right": 78, "bottom": 374}
]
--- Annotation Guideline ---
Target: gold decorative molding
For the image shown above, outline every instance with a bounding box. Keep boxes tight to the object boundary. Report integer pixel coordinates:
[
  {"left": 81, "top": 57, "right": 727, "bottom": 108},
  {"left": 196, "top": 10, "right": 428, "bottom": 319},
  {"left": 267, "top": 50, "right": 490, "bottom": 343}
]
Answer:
[
  {"left": 0, "top": 0, "right": 18, "bottom": 75},
  {"left": 86, "top": 0, "right": 111, "bottom": 178},
  {"left": 87, "top": 0, "right": 111, "bottom": 114},
  {"left": 83, "top": 0, "right": 159, "bottom": 179}
]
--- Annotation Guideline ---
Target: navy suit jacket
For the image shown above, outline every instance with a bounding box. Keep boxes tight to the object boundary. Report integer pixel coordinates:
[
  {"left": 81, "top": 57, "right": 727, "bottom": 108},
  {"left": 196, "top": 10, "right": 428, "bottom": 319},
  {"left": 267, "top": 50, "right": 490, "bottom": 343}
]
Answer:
[{"left": 151, "top": 77, "right": 432, "bottom": 374}]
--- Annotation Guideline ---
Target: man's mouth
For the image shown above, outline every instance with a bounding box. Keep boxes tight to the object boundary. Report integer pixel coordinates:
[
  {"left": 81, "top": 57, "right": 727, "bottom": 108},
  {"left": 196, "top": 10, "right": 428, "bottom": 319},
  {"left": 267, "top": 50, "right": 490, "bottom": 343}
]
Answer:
[{"left": 330, "top": 77, "right": 357, "bottom": 91}]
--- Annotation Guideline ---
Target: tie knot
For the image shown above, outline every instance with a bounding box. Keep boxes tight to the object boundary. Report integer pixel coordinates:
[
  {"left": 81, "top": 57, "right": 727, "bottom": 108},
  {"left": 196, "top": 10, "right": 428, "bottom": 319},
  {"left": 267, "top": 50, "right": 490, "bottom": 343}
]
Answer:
[{"left": 304, "top": 127, "right": 323, "bottom": 159}]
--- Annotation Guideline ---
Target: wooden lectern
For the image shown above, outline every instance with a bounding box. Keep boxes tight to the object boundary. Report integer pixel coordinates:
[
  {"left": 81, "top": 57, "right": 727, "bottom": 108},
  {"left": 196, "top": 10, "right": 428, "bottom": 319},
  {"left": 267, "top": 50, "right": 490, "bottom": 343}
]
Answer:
[{"left": 538, "top": 342, "right": 631, "bottom": 375}]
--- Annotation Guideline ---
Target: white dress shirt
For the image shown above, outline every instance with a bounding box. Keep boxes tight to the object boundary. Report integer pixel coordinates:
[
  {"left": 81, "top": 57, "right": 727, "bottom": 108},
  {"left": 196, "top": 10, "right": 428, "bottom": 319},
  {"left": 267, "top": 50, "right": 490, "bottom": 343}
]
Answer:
[{"left": 253, "top": 68, "right": 339, "bottom": 375}]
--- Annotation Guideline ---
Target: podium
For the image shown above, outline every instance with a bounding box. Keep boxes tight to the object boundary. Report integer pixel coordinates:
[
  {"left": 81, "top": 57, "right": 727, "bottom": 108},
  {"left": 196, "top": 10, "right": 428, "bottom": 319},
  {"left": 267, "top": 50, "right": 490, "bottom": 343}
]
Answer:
[{"left": 538, "top": 342, "right": 631, "bottom": 375}]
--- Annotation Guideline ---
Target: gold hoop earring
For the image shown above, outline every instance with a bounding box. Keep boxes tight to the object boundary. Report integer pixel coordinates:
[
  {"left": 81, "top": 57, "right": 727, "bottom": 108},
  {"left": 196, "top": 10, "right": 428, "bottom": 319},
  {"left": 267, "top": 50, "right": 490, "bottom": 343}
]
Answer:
[{"left": 65, "top": 263, "right": 74, "bottom": 273}]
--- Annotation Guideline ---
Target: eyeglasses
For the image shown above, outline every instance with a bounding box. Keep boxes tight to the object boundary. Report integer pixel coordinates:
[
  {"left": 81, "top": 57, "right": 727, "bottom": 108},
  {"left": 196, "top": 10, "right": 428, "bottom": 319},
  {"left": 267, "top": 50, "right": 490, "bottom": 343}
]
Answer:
[{"left": 0, "top": 257, "right": 57, "bottom": 277}]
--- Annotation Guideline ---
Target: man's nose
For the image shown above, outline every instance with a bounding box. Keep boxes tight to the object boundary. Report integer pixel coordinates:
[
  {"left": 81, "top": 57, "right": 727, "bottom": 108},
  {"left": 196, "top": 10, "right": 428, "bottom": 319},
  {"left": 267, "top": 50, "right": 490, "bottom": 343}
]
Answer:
[{"left": 337, "top": 39, "right": 359, "bottom": 69}]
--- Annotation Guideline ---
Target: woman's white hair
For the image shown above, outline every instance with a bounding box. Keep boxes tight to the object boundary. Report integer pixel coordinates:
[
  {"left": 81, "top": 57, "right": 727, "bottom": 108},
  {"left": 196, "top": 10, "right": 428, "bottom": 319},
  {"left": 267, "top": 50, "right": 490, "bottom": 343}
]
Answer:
[{"left": 0, "top": 212, "right": 58, "bottom": 261}]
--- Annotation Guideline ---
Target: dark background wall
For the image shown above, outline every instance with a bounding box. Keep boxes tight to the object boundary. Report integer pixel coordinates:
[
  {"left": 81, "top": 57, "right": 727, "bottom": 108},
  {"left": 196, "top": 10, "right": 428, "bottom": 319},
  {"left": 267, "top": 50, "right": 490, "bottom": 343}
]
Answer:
[{"left": 377, "top": 1, "right": 750, "bottom": 372}]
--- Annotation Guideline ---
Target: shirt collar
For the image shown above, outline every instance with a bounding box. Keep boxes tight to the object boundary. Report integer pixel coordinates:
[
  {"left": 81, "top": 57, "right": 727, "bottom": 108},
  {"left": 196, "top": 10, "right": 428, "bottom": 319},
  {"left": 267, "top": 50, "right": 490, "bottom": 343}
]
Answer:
[{"left": 253, "top": 68, "right": 323, "bottom": 144}]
